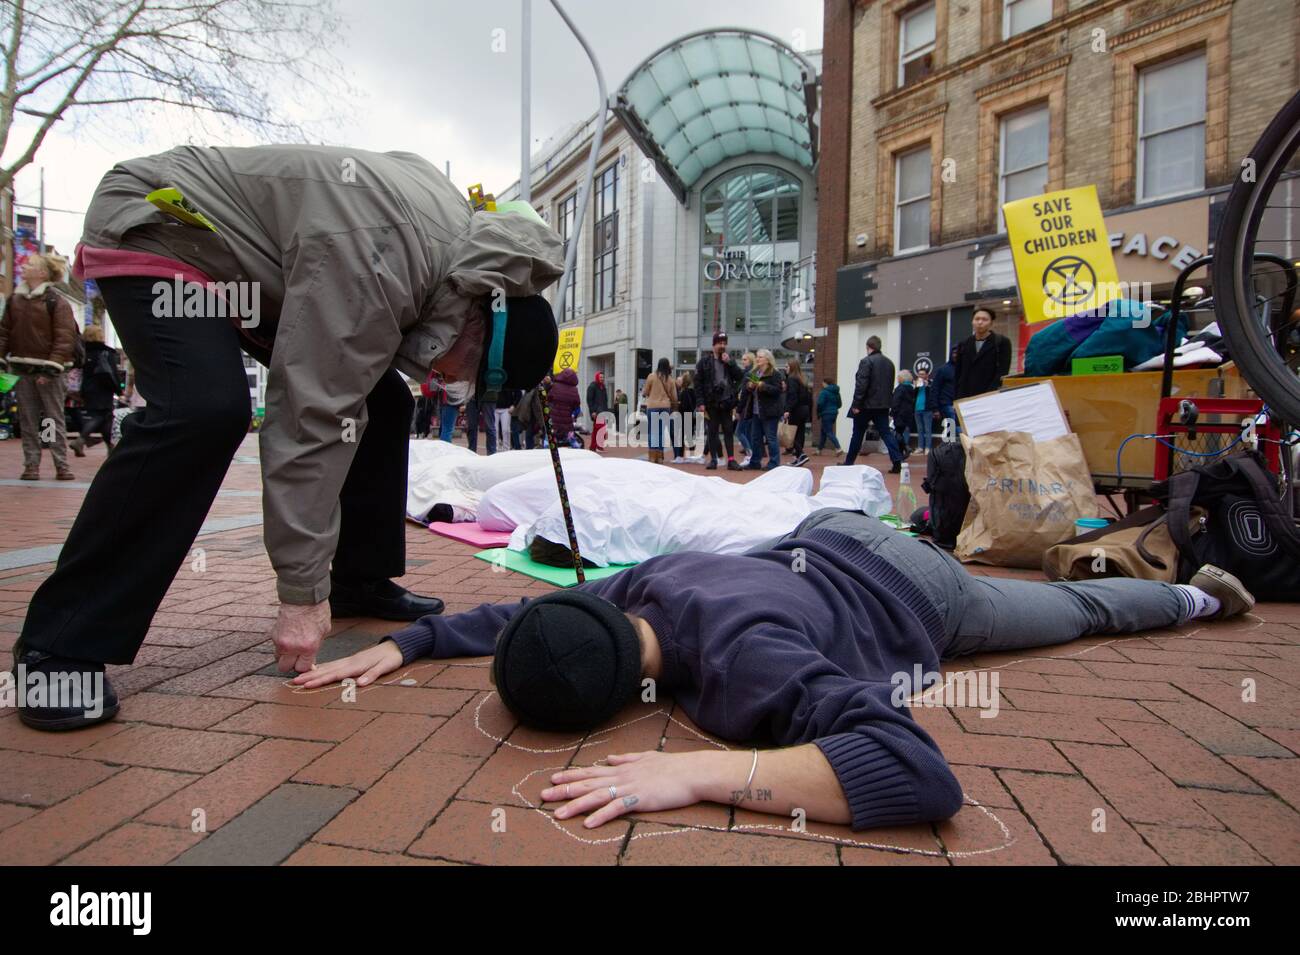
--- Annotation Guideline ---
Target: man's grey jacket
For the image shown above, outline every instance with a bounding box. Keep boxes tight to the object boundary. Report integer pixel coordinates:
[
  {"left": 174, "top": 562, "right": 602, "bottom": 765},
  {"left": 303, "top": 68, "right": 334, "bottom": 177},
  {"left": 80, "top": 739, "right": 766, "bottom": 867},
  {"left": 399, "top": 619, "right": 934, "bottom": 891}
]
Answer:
[{"left": 80, "top": 145, "right": 564, "bottom": 604}]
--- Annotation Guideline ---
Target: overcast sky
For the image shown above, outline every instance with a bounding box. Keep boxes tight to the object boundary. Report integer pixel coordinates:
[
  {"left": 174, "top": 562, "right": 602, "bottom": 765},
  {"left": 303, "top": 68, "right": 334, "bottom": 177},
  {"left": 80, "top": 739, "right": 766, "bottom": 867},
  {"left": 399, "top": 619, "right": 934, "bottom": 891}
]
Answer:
[{"left": 8, "top": 0, "right": 822, "bottom": 262}]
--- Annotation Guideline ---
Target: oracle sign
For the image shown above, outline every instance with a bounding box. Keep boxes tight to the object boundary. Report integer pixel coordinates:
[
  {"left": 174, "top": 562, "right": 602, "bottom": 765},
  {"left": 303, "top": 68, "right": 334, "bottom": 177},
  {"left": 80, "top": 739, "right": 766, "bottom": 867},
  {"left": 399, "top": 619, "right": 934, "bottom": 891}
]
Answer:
[{"left": 702, "top": 258, "right": 796, "bottom": 282}]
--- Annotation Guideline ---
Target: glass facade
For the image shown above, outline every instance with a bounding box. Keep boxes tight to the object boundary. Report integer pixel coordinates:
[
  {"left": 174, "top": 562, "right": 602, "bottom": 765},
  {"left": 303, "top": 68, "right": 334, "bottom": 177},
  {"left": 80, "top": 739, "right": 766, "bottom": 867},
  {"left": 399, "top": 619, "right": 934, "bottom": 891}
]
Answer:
[
  {"left": 592, "top": 163, "right": 619, "bottom": 312},
  {"left": 699, "top": 165, "right": 801, "bottom": 341}
]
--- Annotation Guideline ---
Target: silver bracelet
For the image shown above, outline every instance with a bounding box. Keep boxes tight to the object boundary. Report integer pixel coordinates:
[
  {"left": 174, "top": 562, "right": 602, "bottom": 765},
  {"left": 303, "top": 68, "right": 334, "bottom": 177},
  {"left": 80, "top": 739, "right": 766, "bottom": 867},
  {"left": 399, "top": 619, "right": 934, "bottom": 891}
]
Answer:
[{"left": 733, "top": 748, "right": 759, "bottom": 805}]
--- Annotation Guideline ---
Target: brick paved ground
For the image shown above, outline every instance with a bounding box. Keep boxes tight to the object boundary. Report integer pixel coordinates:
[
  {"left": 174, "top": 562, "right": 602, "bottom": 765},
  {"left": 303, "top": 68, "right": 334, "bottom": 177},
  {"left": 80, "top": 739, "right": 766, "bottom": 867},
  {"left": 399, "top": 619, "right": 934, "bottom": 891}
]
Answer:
[{"left": 1, "top": 432, "right": 1297, "bottom": 866}]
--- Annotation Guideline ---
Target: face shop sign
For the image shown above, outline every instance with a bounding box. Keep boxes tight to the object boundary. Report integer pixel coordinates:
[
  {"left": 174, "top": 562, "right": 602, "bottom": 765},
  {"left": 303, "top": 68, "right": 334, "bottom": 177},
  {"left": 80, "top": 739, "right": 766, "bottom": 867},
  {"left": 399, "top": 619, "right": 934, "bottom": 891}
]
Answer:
[{"left": 703, "top": 259, "right": 795, "bottom": 282}]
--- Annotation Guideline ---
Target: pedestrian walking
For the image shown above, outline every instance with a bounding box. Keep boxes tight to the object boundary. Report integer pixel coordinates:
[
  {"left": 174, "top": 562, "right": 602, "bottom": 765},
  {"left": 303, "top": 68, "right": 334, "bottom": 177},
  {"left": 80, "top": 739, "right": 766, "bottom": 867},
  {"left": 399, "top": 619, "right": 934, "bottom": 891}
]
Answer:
[{"left": 783, "top": 358, "right": 811, "bottom": 466}]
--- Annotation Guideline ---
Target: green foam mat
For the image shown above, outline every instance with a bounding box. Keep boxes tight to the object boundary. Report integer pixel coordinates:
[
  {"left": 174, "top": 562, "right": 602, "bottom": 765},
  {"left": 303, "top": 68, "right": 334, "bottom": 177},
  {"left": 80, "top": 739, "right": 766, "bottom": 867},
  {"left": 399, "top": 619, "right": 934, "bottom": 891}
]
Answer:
[{"left": 472, "top": 548, "right": 635, "bottom": 587}]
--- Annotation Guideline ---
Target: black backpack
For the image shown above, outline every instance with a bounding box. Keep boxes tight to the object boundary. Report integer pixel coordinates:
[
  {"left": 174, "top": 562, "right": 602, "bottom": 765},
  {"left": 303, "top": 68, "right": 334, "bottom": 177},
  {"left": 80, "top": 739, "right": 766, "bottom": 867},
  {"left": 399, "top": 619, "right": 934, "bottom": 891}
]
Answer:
[
  {"left": 921, "top": 440, "right": 970, "bottom": 549},
  {"left": 1154, "top": 452, "right": 1300, "bottom": 600}
]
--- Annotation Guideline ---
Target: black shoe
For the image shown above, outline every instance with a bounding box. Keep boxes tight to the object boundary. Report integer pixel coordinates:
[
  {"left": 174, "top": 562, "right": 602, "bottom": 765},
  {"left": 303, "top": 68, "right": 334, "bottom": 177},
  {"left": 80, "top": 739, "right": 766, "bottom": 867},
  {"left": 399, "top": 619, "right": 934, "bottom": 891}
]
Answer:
[
  {"left": 889, "top": 462, "right": 902, "bottom": 474},
  {"left": 726, "top": 459, "right": 743, "bottom": 471},
  {"left": 705, "top": 459, "right": 718, "bottom": 470},
  {"left": 13, "top": 639, "right": 119, "bottom": 732},
  {"left": 329, "top": 579, "right": 446, "bottom": 621}
]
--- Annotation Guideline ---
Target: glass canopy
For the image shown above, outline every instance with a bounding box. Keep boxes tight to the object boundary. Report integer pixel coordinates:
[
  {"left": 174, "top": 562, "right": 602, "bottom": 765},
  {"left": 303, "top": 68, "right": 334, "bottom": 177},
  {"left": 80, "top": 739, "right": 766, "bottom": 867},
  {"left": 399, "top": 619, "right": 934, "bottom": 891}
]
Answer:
[{"left": 612, "top": 29, "right": 819, "bottom": 204}]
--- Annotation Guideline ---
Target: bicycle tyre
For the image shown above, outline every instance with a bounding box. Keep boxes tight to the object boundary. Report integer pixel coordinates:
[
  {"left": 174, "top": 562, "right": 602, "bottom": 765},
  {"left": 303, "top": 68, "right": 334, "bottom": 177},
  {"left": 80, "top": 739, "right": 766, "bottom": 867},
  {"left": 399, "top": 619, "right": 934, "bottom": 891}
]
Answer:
[{"left": 1212, "top": 88, "right": 1300, "bottom": 424}]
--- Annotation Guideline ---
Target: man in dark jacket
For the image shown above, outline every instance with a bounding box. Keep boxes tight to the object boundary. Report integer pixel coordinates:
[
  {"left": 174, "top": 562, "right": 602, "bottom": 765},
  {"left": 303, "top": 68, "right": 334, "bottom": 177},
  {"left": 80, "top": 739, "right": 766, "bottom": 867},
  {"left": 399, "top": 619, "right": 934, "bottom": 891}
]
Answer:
[
  {"left": 297, "top": 509, "right": 1253, "bottom": 832},
  {"left": 586, "top": 372, "right": 610, "bottom": 453},
  {"left": 586, "top": 372, "right": 609, "bottom": 421},
  {"left": 694, "top": 331, "right": 744, "bottom": 470},
  {"left": 954, "top": 308, "right": 1012, "bottom": 399},
  {"left": 930, "top": 346, "right": 958, "bottom": 434},
  {"left": 843, "top": 337, "right": 902, "bottom": 472}
]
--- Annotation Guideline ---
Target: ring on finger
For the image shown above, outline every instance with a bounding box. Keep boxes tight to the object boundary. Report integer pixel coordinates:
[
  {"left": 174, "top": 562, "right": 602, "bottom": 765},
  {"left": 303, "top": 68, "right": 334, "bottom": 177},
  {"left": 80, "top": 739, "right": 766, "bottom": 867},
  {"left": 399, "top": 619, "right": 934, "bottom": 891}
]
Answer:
[{"left": 608, "top": 785, "right": 618, "bottom": 800}]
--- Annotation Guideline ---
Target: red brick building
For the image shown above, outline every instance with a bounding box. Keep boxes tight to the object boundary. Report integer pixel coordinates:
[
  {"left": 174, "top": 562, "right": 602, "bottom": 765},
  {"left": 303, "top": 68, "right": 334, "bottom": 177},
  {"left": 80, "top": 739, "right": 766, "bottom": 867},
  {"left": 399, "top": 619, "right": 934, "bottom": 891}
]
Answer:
[{"left": 816, "top": 0, "right": 1299, "bottom": 442}]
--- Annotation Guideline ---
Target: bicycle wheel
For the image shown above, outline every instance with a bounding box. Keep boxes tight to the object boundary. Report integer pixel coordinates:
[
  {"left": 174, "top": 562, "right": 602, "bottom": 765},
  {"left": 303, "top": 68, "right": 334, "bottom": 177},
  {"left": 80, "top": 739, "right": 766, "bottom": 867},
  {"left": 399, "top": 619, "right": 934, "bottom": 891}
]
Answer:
[{"left": 1213, "top": 88, "right": 1300, "bottom": 424}]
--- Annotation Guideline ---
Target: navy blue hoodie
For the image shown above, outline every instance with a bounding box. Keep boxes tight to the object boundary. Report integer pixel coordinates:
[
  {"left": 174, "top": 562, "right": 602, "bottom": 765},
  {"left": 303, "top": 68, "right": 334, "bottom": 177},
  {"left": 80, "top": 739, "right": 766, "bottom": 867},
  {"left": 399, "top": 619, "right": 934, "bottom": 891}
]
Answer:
[{"left": 389, "top": 528, "right": 965, "bottom": 830}]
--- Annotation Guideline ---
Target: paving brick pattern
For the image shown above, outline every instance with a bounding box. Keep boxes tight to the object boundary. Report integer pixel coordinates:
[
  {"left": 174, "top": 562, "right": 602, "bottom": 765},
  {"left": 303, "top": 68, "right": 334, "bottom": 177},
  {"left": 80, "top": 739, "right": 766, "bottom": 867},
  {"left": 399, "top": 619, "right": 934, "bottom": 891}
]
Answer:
[{"left": 1, "top": 436, "right": 1297, "bottom": 865}]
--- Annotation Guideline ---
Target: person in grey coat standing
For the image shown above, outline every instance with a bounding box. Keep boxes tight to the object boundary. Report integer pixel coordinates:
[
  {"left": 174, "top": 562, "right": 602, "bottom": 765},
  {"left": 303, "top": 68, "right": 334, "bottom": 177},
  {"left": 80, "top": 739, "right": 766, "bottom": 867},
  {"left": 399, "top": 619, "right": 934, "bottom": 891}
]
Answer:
[{"left": 14, "top": 144, "right": 564, "bottom": 732}]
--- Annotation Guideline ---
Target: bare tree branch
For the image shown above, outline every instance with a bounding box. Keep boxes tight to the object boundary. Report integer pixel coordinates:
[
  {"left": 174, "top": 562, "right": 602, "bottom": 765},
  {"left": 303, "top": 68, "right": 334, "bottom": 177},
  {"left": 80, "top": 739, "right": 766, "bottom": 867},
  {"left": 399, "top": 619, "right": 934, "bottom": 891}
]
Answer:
[{"left": 0, "top": 0, "right": 352, "bottom": 193}]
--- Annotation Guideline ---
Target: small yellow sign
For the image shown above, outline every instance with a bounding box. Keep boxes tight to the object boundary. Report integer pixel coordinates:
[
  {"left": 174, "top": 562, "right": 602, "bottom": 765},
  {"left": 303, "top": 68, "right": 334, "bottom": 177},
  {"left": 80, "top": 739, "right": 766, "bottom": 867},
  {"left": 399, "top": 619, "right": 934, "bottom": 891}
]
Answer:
[
  {"left": 1003, "top": 185, "right": 1121, "bottom": 324},
  {"left": 553, "top": 327, "right": 584, "bottom": 374}
]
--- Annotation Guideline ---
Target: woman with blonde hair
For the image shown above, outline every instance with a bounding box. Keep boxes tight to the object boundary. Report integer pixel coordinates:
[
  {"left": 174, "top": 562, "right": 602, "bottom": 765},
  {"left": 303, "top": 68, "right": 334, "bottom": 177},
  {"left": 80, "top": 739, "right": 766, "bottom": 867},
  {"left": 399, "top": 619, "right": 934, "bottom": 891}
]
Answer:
[
  {"left": 641, "top": 357, "right": 677, "bottom": 464},
  {"left": 0, "top": 253, "right": 79, "bottom": 479},
  {"left": 744, "top": 348, "right": 785, "bottom": 471}
]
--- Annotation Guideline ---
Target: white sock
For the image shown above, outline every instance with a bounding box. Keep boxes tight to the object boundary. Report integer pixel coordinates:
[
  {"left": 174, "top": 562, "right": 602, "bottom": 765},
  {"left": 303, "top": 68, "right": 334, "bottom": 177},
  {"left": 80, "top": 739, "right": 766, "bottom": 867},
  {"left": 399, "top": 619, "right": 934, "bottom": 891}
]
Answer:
[{"left": 1173, "top": 584, "right": 1221, "bottom": 621}]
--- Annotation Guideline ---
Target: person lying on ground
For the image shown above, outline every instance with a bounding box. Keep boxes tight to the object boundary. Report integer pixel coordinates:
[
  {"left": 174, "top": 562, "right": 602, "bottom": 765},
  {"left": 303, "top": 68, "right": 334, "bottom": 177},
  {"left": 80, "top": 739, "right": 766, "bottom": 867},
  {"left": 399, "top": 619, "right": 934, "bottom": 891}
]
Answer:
[{"left": 293, "top": 508, "right": 1254, "bottom": 831}]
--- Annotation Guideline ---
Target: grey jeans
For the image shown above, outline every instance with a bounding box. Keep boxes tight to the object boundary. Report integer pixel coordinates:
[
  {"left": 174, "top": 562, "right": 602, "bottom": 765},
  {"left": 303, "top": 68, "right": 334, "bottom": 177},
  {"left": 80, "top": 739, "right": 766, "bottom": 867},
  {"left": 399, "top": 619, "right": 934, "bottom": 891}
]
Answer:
[
  {"left": 778, "top": 509, "right": 1183, "bottom": 658},
  {"left": 15, "top": 372, "right": 69, "bottom": 470}
]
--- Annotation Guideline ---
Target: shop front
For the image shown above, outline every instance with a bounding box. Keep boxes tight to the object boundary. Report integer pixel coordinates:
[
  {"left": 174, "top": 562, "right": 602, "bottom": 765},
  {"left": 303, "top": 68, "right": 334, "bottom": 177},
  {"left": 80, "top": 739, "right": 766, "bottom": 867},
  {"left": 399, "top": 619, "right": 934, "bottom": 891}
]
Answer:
[{"left": 834, "top": 193, "right": 1214, "bottom": 444}]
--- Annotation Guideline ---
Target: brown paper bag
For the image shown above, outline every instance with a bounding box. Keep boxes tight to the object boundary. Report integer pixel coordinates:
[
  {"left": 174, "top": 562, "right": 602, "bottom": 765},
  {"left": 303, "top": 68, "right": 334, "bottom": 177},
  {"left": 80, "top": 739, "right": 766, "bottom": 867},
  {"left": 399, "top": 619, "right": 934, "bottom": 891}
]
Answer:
[
  {"left": 955, "top": 430, "right": 1097, "bottom": 568},
  {"left": 778, "top": 421, "right": 797, "bottom": 450}
]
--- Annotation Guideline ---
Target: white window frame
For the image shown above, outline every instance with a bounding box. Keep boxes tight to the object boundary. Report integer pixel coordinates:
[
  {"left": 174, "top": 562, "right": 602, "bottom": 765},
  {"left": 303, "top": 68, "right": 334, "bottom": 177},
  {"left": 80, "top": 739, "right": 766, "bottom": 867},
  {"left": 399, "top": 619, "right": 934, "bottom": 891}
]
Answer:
[
  {"left": 1003, "top": 0, "right": 1052, "bottom": 40},
  {"left": 898, "top": 2, "right": 936, "bottom": 87},
  {"left": 998, "top": 104, "right": 1050, "bottom": 232},
  {"left": 1136, "top": 52, "right": 1207, "bottom": 203},
  {"left": 894, "top": 146, "right": 932, "bottom": 255}
]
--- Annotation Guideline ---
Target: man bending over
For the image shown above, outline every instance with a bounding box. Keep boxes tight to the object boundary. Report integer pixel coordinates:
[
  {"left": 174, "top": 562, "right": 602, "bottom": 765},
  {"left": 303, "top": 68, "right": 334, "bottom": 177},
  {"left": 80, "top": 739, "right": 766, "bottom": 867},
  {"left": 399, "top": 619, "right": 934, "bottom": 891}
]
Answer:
[{"left": 295, "top": 509, "right": 1253, "bottom": 831}]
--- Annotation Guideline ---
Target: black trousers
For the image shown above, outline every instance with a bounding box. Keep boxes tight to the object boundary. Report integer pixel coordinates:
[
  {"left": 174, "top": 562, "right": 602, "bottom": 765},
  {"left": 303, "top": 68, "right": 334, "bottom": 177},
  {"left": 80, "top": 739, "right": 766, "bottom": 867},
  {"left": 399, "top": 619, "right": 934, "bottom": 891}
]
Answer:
[
  {"left": 703, "top": 404, "right": 736, "bottom": 461},
  {"left": 788, "top": 409, "right": 808, "bottom": 456},
  {"left": 80, "top": 407, "right": 115, "bottom": 448},
  {"left": 21, "top": 276, "right": 412, "bottom": 665}
]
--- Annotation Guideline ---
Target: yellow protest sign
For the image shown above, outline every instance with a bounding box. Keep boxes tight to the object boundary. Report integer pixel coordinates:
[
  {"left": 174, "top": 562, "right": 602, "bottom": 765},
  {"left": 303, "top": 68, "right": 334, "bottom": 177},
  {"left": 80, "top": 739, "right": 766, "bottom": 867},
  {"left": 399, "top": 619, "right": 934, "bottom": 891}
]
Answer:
[
  {"left": 553, "top": 326, "right": 584, "bottom": 374},
  {"left": 1003, "top": 185, "right": 1120, "bottom": 324}
]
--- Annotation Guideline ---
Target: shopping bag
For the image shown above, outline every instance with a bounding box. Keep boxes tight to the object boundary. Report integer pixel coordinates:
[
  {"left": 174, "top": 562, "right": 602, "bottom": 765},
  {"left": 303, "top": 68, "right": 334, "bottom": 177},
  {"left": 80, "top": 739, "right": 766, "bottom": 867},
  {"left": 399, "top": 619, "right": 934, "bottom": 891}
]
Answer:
[
  {"left": 778, "top": 421, "right": 797, "bottom": 450},
  {"left": 955, "top": 430, "right": 1096, "bottom": 568}
]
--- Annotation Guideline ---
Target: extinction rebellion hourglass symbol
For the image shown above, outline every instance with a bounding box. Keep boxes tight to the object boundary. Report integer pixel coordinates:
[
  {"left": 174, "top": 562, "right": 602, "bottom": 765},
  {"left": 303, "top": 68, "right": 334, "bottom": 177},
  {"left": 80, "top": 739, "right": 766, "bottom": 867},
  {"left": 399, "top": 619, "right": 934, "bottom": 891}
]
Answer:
[{"left": 1041, "top": 255, "right": 1097, "bottom": 307}]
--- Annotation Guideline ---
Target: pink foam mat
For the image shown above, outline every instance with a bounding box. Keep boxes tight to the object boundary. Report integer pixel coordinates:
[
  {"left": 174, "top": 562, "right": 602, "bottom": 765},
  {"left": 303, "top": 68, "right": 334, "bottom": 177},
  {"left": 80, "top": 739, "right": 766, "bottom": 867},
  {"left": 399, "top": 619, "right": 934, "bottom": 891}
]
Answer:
[{"left": 428, "top": 521, "right": 512, "bottom": 548}]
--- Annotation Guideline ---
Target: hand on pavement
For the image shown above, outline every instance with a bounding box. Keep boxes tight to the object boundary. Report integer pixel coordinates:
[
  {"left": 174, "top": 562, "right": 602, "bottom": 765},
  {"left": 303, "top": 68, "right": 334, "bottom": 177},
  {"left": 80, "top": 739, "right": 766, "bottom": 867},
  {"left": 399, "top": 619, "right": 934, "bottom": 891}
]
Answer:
[
  {"left": 543, "top": 751, "right": 709, "bottom": 828},
  {"left": 291, "top": 640, "right": 405, "bottom": 689},
  {"left": 269, "top": 600, "right": 332, "bottom": 673}
]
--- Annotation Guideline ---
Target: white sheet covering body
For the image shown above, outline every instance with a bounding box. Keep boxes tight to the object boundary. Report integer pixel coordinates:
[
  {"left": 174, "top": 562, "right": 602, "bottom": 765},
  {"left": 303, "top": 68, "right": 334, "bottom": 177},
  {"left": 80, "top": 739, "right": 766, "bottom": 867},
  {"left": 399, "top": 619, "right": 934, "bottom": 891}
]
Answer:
[
  {"left": 406, "top": 440, "right": 597, "bottom": 521},
  {"left": 477, "top": 460, "right": 892, "bottom": 566}
]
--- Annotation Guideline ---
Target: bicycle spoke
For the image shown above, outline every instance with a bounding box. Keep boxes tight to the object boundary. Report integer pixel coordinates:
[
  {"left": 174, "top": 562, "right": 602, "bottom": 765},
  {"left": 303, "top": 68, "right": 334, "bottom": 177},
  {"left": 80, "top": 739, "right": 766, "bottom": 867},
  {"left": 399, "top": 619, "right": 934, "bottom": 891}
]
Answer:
[{"left": 1265, "top": 316, "right": 1299, "bottom": 343}]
